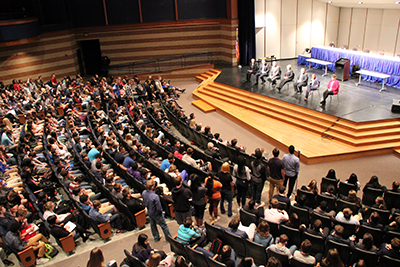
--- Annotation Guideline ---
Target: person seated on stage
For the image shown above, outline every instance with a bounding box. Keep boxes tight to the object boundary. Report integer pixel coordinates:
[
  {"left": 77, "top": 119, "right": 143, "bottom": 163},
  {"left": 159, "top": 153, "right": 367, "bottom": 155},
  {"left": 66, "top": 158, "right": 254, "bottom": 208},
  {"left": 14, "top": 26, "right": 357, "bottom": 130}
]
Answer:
[
  {"left": 304, "top": 73, "right": 320, "bottom": 101},
  {"left": 267, "top": 61, "right": 281, "bottom": 87},
  {"left": 246, "top": 59, "right": 258, "bottom": 82},
  {"left": 293, "top": 68, "right": 308, "bottom": 94},
  {"left": 255, "top": 59, "right": 269, "bottom": 85},
  {"left": 320, "top": 74, "right": 339, "bottom": 106},
  {"left": 276, "top": 65, "right": 294, "bottom": 91}
]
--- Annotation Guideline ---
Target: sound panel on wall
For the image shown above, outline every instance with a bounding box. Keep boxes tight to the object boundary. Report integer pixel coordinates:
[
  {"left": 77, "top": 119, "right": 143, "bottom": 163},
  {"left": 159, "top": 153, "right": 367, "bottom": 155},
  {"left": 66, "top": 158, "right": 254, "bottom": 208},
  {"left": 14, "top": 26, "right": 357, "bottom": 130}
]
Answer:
[
  {"left": 141, "top": 0, "right": 175, "bottom": 23},
  {"left": 69, "top": 0, "right": 105, "bottom": 28},
  {"left": 105, "top": 0, "right": 140, "bottom": 25},
  {"left": 177, "top": 0, "right": 226, "bottom": 20}
]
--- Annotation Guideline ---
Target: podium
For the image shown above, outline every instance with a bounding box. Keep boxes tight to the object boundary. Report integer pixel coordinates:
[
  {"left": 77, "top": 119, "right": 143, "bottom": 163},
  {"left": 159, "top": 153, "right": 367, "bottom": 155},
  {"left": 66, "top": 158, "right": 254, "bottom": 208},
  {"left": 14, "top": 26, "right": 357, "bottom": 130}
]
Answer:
[{"left": 335, "top": 58, "right": 350, "bottom": 81}]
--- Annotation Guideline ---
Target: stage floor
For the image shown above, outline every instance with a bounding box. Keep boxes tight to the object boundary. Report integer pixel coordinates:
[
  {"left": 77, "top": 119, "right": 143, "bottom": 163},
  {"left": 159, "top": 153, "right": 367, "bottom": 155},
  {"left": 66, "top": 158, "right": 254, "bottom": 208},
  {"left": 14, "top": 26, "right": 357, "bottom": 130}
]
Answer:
[{"left": 214, "top": 59, "right": 400, "bottom": 123}]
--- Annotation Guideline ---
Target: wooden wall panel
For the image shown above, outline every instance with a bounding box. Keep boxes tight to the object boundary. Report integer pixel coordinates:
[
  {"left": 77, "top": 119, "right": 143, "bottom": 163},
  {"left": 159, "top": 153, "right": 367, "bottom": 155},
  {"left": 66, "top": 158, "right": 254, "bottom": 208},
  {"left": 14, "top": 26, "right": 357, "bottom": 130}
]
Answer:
[
  {"left": 0, "top": 31, "right": 79, "bottom": 83},
  {"left": 75, "top": 19, "right": 237, "bottom": 66}
]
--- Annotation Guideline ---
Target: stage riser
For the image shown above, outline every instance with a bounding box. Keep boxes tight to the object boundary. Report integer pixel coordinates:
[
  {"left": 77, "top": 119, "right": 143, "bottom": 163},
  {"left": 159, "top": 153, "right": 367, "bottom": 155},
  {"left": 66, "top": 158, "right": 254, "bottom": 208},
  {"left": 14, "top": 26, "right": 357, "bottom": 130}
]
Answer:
[
  {"left": 196, "top": 92, "right": 397, "bottom": 164},
  {"left": 207, "top": 83, "right": 400, "bottom": 133},
  {"left": 192, "top": 69, "right": 400, "bottom": 163},
  {"left": 198, "top": 87, "right": 400, "bottom": 146}
]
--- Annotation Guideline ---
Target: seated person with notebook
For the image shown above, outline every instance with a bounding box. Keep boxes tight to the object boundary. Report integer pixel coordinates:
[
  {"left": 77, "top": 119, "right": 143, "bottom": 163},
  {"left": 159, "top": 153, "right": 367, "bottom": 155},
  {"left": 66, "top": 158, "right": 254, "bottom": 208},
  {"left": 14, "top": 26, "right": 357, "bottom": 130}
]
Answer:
[{"left": 47, "top": 215, "right": 90, "bottom": 242}]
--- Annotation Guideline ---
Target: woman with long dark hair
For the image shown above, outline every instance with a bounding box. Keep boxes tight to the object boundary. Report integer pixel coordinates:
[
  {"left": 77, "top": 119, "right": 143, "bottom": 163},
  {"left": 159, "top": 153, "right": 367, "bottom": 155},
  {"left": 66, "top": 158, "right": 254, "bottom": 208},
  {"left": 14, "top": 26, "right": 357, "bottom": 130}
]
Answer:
[
  {"left": 87, "top": 247, "right": 105, "bottom": 267},
  {"left": 205, "top": 174, "right": 222, "bottom": 221},
  {"left": 190, "top": 174, "right": 207, "bottom": 227},
  {"left": 320, "top": 248, "right": 344, "bottom": 267},
  {"left": 131, "top": 234, "right": 167, "bottom": 262},
  {"left": 233, "top": 156, "right": 251, "bottom": 209}
]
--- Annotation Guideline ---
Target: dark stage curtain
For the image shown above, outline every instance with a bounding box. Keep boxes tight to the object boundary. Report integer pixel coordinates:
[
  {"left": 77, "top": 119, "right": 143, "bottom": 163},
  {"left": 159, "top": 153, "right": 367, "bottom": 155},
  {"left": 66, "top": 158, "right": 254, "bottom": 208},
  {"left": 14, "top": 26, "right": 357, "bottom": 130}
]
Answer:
[{"left": 238, "top": 0, "right": 255, "bottom": 66}]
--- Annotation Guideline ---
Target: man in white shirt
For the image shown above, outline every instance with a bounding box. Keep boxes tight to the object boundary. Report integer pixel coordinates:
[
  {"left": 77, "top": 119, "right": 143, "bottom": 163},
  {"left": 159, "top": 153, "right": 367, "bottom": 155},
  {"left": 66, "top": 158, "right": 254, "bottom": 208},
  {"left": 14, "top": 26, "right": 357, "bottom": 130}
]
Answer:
[
  {"left": 335, "top": 208, "right": 360, "bottom": 225},
  {"left": 264, "top": 198, "right": 289, "bottom": 224}
]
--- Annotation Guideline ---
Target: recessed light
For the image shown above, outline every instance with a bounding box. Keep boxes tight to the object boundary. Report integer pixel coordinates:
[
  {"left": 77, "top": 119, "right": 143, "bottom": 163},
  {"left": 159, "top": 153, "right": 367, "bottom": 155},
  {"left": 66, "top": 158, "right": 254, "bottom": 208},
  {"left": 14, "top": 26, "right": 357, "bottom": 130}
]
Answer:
[
  {"left": 395, "top": 1, "right": 400, "bottom": 4},
  {"left": 327, "top": 0, "right": 332, "bottom": 3},
  {"left": 358, "top": 1, "right": 363, "bottom": 4}
]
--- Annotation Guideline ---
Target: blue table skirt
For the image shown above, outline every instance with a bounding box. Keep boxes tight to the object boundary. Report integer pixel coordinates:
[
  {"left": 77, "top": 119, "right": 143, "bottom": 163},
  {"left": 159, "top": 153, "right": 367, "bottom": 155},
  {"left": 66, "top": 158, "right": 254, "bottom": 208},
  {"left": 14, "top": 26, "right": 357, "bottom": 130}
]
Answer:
[{"left": 309, "top": 46, "right": 400, "bottom": 89}]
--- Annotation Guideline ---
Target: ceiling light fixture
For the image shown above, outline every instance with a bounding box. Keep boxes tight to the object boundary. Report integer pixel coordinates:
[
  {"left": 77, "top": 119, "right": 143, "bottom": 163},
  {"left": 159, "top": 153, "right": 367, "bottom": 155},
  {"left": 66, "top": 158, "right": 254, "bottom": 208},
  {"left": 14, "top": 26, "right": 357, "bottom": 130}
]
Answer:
[
  {"left": 395, "top": 1, "right": 400, "bottom": 4},
  {"left": 327, "top": 0, "right": 332, "bottom": 3},
  {"left": 358, "top": 1, "right": 363, "bottom": 4}
]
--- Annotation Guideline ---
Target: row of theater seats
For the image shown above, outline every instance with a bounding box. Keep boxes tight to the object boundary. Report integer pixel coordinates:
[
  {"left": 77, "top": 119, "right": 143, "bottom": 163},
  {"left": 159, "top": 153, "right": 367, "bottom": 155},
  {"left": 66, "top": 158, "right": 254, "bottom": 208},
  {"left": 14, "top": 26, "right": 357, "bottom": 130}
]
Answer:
[{"left": 161, "top": 100, "right": 269, "bottom": 170}]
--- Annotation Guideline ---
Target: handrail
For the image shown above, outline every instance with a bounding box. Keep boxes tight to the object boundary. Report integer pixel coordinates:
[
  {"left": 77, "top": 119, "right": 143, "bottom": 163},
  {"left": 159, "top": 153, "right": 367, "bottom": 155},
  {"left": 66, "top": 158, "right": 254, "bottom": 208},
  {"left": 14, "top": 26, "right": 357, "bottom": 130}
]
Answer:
[{"left": 108, "top": 51, "right": 213, "bottom": 75}]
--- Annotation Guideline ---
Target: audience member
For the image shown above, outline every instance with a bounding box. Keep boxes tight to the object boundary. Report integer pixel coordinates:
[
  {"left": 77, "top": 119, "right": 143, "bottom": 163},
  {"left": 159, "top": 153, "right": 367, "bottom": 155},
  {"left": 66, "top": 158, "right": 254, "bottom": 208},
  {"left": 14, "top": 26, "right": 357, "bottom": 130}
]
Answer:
[
  {"left": 205, "top": 174, "right": 222, "bottom": 222},
  {"left": 272, "top": 185, "right": 290, "bottom": 210},
  {"left": 253, "top": 220, "right": 274, "bottom": 247},
  {"left": 171, "top": 176, "right": 192, "bottom": 225},
  {"left": 268, "top": 148, "right": 285, "bottom": 201},
  {"left": 264, "top": 198, "right": 289, "bottom": 224},
  {"left": 142, "top": 180, "right": 171, "bottom": 241},
  {"left": 267, "top": 234, "right": 296, "bottom": 260},
  {"left": 233, "top": 156, "right": 251, "bottom": 209},
  {"left": 293, "top": 239, "right": 317, "bottom": 264},
  {"left": 218, "top": 162, "right": 233, "bottom": 217},
  {"left": 190, "top": 174, "right": 207, "bottom": 227}
]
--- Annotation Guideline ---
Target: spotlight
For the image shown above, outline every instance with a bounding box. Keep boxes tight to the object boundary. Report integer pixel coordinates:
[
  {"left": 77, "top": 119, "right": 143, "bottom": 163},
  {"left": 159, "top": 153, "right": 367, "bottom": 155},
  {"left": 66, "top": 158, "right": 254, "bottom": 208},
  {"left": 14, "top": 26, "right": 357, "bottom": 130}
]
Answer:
[
  {"left": 358, "top": 1, "right": 363, "bottom": 4},
  {"left": 327, "top": 0, "right": 332, "bottom": 3},
  {"left": 395, "top": 1, "right": 400, "bottom": 4}
]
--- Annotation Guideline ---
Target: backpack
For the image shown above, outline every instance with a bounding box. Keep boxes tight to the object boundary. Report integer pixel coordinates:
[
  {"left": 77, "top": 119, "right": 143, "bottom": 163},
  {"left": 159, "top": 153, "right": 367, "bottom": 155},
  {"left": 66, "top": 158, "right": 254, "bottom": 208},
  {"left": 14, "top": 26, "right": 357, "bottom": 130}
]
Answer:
[
  {"left": 209, "top": 238, "right": 223, "bottom": 254},
  {"left": 120, "top": 213, "right": 134, "bottom": 231},
  {"left": 43, "top": 242, "right": 59, "bottom": 259}
]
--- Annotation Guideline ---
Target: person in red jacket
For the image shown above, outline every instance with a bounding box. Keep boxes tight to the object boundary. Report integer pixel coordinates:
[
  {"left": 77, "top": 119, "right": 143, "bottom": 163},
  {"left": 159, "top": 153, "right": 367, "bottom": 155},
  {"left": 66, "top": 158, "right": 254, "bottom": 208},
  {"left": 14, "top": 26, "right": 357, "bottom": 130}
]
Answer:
[{"left": 320, "top": 74, "right": 339, "bottom": 106}]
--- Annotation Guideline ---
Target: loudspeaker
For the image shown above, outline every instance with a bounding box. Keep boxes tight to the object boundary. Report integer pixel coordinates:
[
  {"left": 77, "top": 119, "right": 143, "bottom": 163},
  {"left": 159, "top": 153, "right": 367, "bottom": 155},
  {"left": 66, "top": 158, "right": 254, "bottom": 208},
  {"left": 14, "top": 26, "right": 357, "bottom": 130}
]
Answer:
[{"left": 391, "top": 99, "right": 400, "bottom": 113}]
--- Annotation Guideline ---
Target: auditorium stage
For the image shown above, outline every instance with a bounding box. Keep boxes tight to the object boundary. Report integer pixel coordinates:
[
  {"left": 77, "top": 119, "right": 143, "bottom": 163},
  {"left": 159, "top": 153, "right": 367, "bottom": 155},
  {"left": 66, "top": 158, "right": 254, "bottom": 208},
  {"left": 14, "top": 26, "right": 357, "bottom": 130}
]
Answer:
[
  {"left": 214, "top": 59, "right": 400, "bottom": 123},
  {"left": 192, "top": 61, "right": 400, "bottom": 164}
]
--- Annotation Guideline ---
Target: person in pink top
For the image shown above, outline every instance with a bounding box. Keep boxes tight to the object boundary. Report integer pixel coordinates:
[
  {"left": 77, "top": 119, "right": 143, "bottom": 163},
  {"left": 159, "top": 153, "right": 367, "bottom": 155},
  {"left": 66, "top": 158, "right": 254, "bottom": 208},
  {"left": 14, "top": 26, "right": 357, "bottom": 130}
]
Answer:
[{"left": 320, "top": 74, "right": 339, "bottom": 106}]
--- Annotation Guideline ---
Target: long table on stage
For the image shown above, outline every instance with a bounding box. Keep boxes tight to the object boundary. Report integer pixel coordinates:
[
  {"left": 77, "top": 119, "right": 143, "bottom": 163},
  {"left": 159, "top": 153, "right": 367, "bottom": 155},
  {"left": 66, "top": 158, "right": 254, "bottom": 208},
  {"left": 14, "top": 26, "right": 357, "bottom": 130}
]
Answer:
[{"left": 310, "top": 46, "right": 400, "bottom": 89}]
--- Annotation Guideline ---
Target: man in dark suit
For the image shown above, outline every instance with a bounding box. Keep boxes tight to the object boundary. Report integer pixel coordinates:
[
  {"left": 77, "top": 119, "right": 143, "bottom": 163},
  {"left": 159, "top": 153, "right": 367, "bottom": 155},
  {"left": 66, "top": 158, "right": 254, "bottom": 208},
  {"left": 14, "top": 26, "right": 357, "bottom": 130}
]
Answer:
[
  {"left": 304, "top": 73, "right": 320, "bottom": 101},
  {"left": 255, "top": 59, "right": 270, "bottom": 85},
  {"left": 246, "top": 58, "right": 258, "bottom": 82},
  {"left": 293, "top": 68, "right": 308, "bottom": 93},
  {"left": 276, "top": 64, "right": 294, "bottom": 91}
]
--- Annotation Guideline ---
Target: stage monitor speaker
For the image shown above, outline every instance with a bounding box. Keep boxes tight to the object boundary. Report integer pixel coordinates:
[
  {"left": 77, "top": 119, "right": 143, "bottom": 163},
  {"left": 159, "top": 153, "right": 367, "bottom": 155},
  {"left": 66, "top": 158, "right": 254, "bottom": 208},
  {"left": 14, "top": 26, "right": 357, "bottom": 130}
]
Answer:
[{"left": 391, "top": 99, "right": 400, "bottom": 113}]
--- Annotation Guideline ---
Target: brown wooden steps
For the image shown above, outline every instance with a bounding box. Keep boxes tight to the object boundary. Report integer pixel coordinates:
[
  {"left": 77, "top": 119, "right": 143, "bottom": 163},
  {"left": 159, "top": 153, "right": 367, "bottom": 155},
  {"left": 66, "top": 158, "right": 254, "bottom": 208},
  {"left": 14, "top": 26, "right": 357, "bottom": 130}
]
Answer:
[
  {"left": 196, "top": 88, "right": 400, "bottom": 147},
  {"left": 191, "top": 99, "right": 216, "bottom": 113},
  {"left": 208, "top": 82, "right": 400, "bottom": 133},
  {"left": 193, "top": 89, "right": 400, "bottom": 163},
  {"left": 199, "top": 83, "right": 400, "bottom": 146}
]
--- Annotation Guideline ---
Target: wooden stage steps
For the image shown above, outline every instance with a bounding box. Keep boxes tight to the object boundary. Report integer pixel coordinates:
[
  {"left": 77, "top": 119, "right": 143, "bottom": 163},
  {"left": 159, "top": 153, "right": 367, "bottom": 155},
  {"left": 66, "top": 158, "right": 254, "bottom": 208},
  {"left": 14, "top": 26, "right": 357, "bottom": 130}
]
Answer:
[
  {"left": 191, "top": 100, "right": 216, "bottom": 113},
  {"left": 192, "top": 69, "right": 400, "bottom": 164}
]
